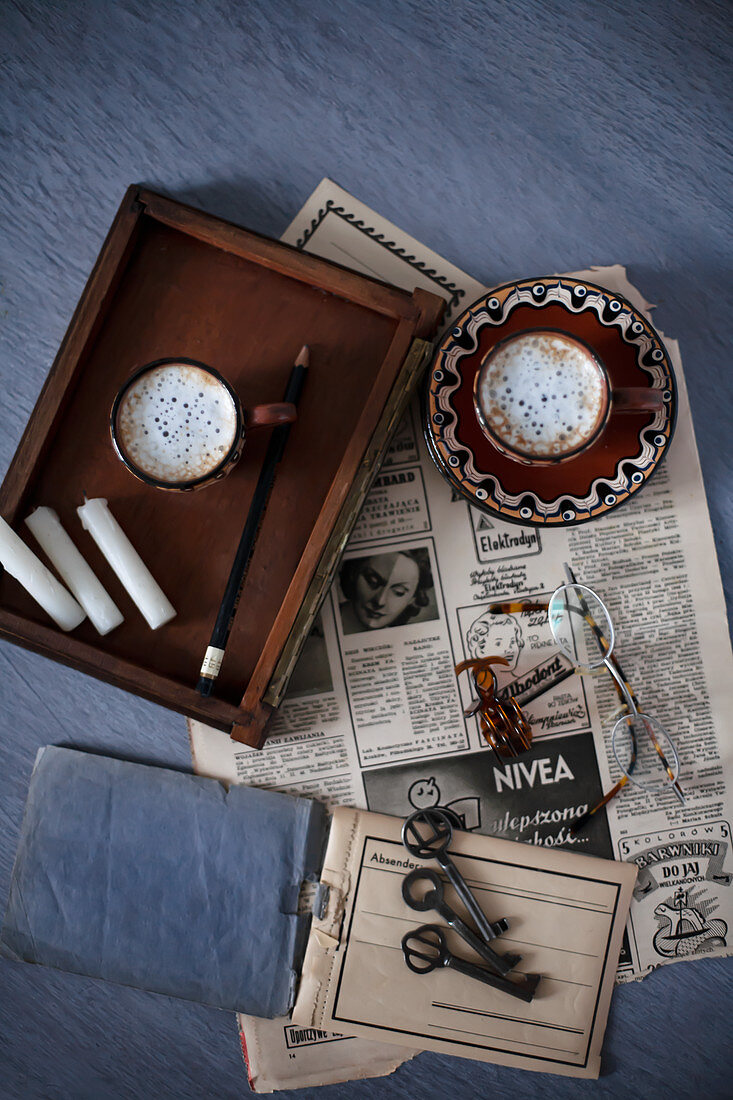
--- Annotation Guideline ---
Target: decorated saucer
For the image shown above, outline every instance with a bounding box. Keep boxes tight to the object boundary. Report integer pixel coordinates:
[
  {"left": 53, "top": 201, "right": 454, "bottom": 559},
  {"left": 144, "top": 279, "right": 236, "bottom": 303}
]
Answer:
[{"left": 424, "top": 276, "right": 677, "bottom": 526}]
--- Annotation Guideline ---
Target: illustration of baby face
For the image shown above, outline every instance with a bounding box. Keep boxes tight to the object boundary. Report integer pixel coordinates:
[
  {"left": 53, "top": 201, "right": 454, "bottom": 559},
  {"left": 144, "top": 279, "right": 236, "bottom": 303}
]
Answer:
[
  {"left": 408, "top": 777, "right": 440, "bottom": 809},
  {"left": 467, "top": 611, "right": 523, "bottom": 672},
  {"left": 352, "top": 552, "right": 420, "bottom": 630}
]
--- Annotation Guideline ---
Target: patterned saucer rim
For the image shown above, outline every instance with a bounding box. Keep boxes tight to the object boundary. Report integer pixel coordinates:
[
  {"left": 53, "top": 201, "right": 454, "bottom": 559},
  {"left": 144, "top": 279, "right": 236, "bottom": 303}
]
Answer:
[{"left": 424, "top": 276, "right": 677, "bottom": 527}]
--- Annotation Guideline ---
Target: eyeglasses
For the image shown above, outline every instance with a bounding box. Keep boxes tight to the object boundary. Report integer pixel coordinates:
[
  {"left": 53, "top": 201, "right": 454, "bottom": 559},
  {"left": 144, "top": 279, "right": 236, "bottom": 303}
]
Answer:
[
  {"left": 490, "top": 564, "right": 685, "bottom": 833},
  {"left": 455, "top": 655, "right": 533, "bottom": 762}
]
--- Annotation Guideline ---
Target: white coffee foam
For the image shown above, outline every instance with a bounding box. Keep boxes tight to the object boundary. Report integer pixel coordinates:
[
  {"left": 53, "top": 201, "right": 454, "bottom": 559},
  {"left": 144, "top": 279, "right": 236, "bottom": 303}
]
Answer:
[
  {"left": 476, "top": 332, "right": 606, "bottom": 458},
  {"left": 116, "top": 363, "right": 238, "bottom": 483}
]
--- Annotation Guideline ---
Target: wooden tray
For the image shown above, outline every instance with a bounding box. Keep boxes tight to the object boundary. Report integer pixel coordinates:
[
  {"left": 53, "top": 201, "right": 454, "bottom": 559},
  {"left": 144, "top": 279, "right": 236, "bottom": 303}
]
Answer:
[{"left": 0, "top": 187, "right": 444, "bottom": 747}]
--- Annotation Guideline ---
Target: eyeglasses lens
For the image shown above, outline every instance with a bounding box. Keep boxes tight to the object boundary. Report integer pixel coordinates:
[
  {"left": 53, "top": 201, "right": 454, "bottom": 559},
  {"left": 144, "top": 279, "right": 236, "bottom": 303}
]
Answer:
[
  {"left": 547, "top": 584, "right": 614, "bottom": 672},
  {"left": 612, "top": 712, "right": 680, "bottom": 791}
]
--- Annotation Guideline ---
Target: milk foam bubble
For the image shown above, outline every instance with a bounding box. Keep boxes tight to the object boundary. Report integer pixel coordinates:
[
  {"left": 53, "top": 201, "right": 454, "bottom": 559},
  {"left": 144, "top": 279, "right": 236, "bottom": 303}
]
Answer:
[
  {"left": 476, "top": 331, "right": 606, "bottom": 459},
  {"left": 116, "top": 363, "right": 238, "bottom": 484}
]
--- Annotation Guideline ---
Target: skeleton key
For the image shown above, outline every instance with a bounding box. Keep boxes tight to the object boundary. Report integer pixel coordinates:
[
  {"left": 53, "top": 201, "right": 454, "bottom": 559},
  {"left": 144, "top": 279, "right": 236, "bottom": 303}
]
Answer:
[
  {"left": 402, "top": 808, "right": 508, "bottom": 942},
  {"left": 402, "top": 925, "right": 540, "bottom": 1003},
  {"left": 402, "top": 869, "right": 521, "bottom": 976}
]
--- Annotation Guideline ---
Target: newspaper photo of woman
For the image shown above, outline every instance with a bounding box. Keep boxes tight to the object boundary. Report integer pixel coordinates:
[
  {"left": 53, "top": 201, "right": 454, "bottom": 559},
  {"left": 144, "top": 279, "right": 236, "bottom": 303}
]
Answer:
[{"left": 338, "top": 548, "right": 437, "bottom": 635}]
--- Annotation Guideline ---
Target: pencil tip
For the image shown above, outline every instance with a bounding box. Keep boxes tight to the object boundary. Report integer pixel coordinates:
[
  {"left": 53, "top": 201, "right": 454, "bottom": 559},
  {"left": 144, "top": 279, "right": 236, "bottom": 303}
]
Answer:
[{"left": 295, "top": 345, "right": 309, "bottom": 367}]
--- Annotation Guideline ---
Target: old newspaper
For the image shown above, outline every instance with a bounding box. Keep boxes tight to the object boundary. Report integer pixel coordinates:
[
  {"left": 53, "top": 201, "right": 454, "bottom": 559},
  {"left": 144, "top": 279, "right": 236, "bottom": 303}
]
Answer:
[{"left": 189, "top": 180, "right": 733, "bottom": 1089}]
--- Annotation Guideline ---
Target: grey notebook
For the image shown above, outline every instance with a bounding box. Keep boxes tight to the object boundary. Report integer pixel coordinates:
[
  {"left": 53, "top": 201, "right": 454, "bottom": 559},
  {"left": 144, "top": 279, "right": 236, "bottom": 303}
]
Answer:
[{"left": 0, "top": 746, "right": 327, "bottom": 1017}]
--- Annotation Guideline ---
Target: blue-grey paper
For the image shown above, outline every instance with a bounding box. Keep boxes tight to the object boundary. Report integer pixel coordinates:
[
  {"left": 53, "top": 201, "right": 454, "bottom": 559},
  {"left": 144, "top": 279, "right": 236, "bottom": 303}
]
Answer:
[{"left": 0, "top": 747, "right": 327, "bottom": 1017}]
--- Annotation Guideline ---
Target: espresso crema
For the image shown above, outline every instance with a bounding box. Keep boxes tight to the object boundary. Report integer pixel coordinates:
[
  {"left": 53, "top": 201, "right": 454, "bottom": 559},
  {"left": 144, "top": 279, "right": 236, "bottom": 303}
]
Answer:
[
  {"left": 115, "top": 362, "right": 239, "bottom": 485},
  {"left": 475, "top": 331, "right": 607, "bottom": 460}
]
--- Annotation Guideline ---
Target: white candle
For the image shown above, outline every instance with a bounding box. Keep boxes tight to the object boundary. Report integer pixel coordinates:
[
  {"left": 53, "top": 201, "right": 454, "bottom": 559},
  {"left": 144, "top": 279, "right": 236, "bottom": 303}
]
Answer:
[
  {"left": 77, "top": 498, "right": 176, "bottom": 630},
  {"left": 0, "top": 516, "right": 86, "bottom": 631},
  {"left": 25, "top": 507, "right": 124, "bottom": 636}
]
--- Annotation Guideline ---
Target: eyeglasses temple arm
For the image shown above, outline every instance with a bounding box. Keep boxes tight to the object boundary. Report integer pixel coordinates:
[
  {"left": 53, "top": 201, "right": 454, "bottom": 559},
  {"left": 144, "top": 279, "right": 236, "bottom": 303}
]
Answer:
[
  {"left": 570, "top": 776, "right": 630, "bottom": 835},
  {"left": 488, "top": 601, "right": 548, "bottom": 614}
]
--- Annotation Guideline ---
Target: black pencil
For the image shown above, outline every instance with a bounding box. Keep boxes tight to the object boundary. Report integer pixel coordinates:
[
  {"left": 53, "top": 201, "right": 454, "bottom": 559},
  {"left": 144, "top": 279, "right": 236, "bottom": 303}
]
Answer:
[{"left": 196, "top": 346, "right": 309, "bottom": 696}]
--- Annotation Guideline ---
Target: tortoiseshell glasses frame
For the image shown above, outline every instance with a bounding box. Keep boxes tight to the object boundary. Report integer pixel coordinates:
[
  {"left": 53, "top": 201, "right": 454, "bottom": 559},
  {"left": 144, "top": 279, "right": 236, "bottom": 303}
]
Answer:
[{"left": 489, "top": 564, "right": 685, "bottom": 834}]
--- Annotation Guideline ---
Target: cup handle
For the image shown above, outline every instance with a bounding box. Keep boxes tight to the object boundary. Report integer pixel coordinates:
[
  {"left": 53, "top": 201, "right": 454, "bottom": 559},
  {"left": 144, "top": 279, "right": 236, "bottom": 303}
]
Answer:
[
  {"left": 246, "top": 402, "right": 297, "bottom": 429},
  {"left": 611, "top": 388, "right": 665, "bottom": 413}
]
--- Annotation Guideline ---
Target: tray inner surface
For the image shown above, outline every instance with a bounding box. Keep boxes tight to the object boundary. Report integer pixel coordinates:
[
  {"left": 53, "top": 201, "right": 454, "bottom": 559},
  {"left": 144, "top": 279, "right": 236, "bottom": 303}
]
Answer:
[{"left": 1, "top": 215, "right": 401, "bottom": 705}]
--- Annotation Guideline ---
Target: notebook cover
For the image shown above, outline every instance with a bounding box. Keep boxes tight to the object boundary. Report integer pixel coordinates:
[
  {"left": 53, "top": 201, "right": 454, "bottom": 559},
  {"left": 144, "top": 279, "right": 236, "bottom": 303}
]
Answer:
[{"left": 0, "top": 746, "right": 327, "bottom": 1016}]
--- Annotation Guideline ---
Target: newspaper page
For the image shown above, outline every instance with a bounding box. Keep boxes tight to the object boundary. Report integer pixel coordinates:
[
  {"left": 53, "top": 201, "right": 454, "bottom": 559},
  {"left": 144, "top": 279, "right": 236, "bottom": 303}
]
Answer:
[
  {"left": 189, "top": 180, "right": 733, "bottom": 1086},
  {"left": 237, "top": 1013, "right": 414, "bottom": 1093}
]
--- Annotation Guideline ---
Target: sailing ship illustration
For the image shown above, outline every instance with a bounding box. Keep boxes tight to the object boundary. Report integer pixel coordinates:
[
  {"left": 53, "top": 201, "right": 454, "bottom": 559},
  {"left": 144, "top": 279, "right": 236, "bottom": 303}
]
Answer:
[{"left": 653, "top": 887, "right": 727, "bottom": 957}]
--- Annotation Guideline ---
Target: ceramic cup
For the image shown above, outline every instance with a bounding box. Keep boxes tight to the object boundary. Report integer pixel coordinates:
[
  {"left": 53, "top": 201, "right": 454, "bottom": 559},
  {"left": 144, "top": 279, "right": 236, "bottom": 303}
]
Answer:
[
  {"left": 473, "top": 329, "right": 664, "bottom": 466},
  {"left": 111, "top": 358, "right": 296, "bottom": 491}
]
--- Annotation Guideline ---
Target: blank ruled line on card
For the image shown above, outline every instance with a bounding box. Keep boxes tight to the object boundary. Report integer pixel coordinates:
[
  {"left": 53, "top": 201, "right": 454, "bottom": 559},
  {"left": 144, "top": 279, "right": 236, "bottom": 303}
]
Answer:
[
  {"left": 500, "top": 937, "right": 600, "bottom": 958},
  {"left": 466, "top": 883, "right": 613, "bottom": 914},
  {"left": 365, "top": 863, "right": 613, "bottom": 914},
  {"left": 432, "top": 1002, "right": 585, "bottom": 1035},
  {"left": 429, "top": 1023, "right": 580, "bottom": 1055}
]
